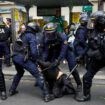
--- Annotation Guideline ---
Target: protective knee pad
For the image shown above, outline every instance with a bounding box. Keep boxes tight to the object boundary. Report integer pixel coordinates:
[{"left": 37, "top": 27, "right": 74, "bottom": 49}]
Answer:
[
  {"left": 0, "top": 72, "right": 6, "bottom": 91},
  {"left": 38, "top": 72, "right": 45, "bottom": 85}
]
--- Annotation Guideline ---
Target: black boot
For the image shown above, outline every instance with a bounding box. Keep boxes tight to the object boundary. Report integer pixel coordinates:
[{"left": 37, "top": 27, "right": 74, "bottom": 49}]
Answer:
[
  {"left": 1, "top": 91, "right": 7, "bottom": 100},
  {"left": 75, "top": 78, "right": 91, "bottom": 102},
  {"left": 44, "top": 94, "right": 55, "bottom": 102},
  {"left": 75, "top": 94, "right": 91, "bottom": 102},
  {"left": 9, "top": 89, "right": 18, "bottom": 96},
  {"left": 38, "top": 73, "right": 54, "bottom": 102},
  {"left": 0, "top": 72, "right": 7, "bottom": 100},
  {"left": 72, "top": 70, "right": 82, "bottom": 92}
]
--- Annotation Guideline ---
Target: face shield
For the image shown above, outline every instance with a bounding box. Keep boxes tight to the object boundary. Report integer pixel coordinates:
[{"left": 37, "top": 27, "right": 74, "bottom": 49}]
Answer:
[
  {"left": 87, "top": 18, "right": 95, "bottom": 29},
  {"left": 45, "top": 31, "right": 56, "bottom": 40}
]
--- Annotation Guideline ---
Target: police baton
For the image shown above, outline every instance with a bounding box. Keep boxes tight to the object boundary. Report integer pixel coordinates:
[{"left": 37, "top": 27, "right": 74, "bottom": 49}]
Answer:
[{"left": 66, "top": 64, "right": 79, "bottom": 79}]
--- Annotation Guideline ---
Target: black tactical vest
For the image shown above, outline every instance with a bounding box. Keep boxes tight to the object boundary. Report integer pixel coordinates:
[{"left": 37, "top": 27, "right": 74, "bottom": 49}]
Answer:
[
  {"left": 87, "top": 30, "right": 105, "bottom": 60},
  {"left": 45, "top": 33, "right": 62, "bottom": 61},
  {"left": 0, "top": 27, "right": 7, "bottom": 41}
]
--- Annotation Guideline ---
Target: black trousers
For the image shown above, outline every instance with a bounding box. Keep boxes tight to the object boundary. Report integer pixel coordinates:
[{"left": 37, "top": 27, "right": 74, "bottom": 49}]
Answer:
[
  {"left": 52, "top": 74, "right": 75, "bottom": 98},
  {"left": 83, "top": 59, "right": 105, "bottom": 95}
]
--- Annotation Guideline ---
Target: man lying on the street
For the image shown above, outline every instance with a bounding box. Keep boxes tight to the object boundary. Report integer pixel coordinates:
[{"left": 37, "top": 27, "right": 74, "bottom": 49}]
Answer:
[{"left": 37, "top": 59, "right": 76, "bottom": 98}]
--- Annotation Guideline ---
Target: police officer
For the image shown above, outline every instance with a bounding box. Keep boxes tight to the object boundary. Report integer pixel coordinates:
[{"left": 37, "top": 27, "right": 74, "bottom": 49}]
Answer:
[
  {"left": 0, "top": 19, "right": 9, "bottom": 100},
  {"left": 9, "top": 22, "right": 54, "bottom": 102},
  {"left": 42, "top": 22, "right": 68, "bottom": 67},
  {"left": 74, "top": 17, "right": 88, "bottom": 62},
  {"left": 66, "top": 25, "right": 82, "bottom": 92},
  {"left": 75, "top": 11, "right": 105, "bottom": 102},
  {"left": 87, "top": 11, "right": 105, "bottom": 35}
]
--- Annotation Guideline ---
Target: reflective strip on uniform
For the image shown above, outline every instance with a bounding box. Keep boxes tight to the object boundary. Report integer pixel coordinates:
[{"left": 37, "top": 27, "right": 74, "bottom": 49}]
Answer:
[
  {"left": 45, "top": 28, "right": 56, "bottom": 31},
  {"left": 80, "top": 21, "right": 85, "bottom": 23},
  {"left": 90, "top": 17, "right": 96, "bottom": 20}
]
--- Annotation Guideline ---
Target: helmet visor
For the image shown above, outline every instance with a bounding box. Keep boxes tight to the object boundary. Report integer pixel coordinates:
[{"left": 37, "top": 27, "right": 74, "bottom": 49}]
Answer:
[{"left": 45, "top": 32, "right": 56, "bottom": 40}]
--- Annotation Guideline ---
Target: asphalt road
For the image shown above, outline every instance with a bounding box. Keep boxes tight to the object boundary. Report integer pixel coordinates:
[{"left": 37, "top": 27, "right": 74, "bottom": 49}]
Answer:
[{"left": 0, "top": 80, "right": 105, "bottom": 105}]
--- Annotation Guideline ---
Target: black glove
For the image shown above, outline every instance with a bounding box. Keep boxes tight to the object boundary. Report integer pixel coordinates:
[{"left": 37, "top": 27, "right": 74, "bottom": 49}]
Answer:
[
  {"left": 76, "top": 56, "right": 82, "bottom": 64},
  {"left": 37, "top": 59, "right": 51, "bottom": 68},
  {"left": 50, "top": 60, "right": 60, "bottom": 68}
]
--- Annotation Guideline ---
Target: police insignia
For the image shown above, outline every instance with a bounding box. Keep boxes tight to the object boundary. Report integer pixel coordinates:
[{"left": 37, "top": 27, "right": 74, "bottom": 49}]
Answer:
[{"left": 64, "top": 40, "right": 68, "bottom": 44}]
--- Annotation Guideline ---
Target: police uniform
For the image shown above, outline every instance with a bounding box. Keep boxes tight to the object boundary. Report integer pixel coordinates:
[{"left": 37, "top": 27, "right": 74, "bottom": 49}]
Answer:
[
  {"left": 0, "top": 21, "right": 8, "bottom": 100},
  {"left": 75, "top": 13, "right": 105, "bottom": 102},
  {"left": 42, "top": 32, "right": 68, "bottom": 63},
  {"left": 74, "top": 17, "right": 88, "bottom": 62},
  {"left": 42, "top": 22, "right": 67, "bottom": 65},
  {"left": 9, "top": 22, "right": 54, "bottom": 102},
  {"left": 0, "top": 22, "right": 10, "bottom": 66},
  {"left": 74, "top": 26, "right": 88, "bottom": 58}
]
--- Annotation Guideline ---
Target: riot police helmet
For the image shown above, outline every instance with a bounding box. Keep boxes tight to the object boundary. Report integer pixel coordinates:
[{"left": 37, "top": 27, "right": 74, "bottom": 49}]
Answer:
[
  {"left": 27, "top": 22, "right": 40, "bottom": 32},
  {"left": 91, "top": 11, "right": 105, "bottom": 22},
  {"left": 79, "top": 17, "right": 88, "bottom": 26},
  {"left": 95, "top": 15, "right": 105, "bottom": 32},
  {"left": 43, "top": 22, "right": 57, "bottom": 40},
  {"left": 87, "top": 11, "right": 105, "bottom": 29}
]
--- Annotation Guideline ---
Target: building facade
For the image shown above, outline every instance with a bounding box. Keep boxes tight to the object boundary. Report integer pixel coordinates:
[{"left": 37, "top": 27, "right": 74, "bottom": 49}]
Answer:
[{"left": 0, "top": 1, "right": 105, "bottom": 24}]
